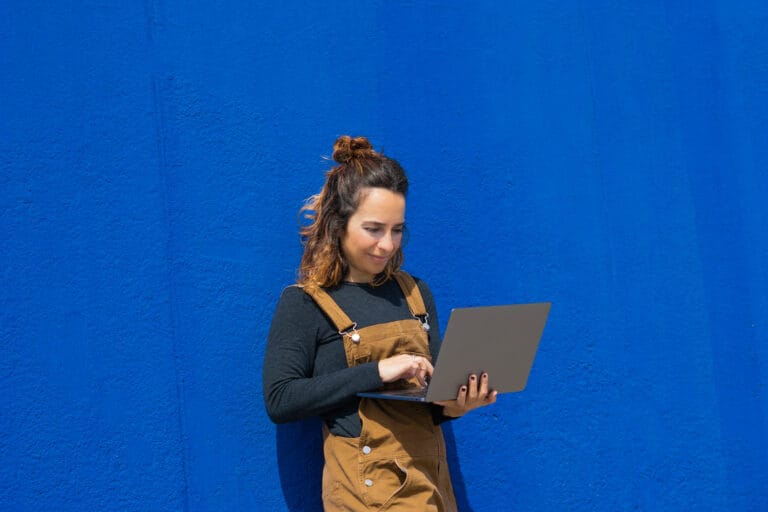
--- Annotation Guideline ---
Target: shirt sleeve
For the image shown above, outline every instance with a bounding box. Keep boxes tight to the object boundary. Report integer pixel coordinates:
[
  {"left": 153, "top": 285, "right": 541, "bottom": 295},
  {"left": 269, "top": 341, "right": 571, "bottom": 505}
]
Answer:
[{"left": 262, "top": 286, "right": 383, "bottom": 424}]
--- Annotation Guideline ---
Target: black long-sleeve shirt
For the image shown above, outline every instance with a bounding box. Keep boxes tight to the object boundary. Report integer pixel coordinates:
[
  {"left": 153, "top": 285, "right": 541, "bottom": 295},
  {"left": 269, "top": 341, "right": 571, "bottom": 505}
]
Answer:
[{"left": 263, "top": 277, "right": 447, "bottom": 437}]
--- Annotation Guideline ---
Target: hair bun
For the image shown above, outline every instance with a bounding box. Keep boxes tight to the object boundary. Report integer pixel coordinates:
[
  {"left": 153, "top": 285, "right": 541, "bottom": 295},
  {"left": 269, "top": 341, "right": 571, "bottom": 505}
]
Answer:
[{"left": 332, "top": 135, "right": 375, "bottom": 164}]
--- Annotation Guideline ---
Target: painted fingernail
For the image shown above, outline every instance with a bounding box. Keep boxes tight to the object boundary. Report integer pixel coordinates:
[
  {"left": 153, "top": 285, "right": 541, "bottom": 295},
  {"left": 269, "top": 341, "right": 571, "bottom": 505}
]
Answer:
[
  {"left": 470, "top": 375, "right": 476, "bottom": 381},
  {"left": 482, "top": 373, "right": 488, "bottom": 379},
  {"left": 461, "top": 386, "right": 467, "bottom": 392}
]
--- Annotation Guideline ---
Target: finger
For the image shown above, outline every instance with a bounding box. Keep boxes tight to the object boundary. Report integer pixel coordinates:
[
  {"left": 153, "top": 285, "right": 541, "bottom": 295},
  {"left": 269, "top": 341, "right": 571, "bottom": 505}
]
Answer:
[
  {"left": 422, "top": 358, "right": 434, "bottom": 377},
  {"left": 405, "top": 356, "right": 422, "bottom": 386},
  {"left": 455, "top": 385, "right": 467, "bottom": 407},
  {"left": 479, "top": 373, "right": 489, "bottom": 397},
  {"left": 399, "top": 356, "right": 419, "bottom": 381},
  {"left": 486, "top": 390, "right": 498, "bottom": 404},
  {"left": 409, "top": 356, "right": 422, "bottom": 377},
  {"left": 413, "top": 356, "right": 433, "bottom": 381},
  {"left": 467, "top": 374, "right": 478, "bottom": 400},
  {"left": 417, "top": 365, "right": 428, "bottom": 387}
]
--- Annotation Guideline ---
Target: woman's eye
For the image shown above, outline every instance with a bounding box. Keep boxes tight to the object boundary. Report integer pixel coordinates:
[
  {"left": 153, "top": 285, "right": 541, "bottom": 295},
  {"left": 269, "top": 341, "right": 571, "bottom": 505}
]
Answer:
[{"left": 363, "top": 226, "right": 404, "bottom": 235}]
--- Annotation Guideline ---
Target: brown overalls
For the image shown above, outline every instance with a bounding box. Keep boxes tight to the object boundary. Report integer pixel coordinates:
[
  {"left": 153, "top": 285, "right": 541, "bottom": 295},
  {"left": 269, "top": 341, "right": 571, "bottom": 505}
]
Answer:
[{"left": 304, "top": 272, "right": 458, "bottom": 511}]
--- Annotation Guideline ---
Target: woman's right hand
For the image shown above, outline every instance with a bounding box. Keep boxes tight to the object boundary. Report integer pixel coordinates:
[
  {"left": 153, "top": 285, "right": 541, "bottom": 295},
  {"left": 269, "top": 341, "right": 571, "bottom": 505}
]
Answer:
[{"left": 378, "top": 354, "right": 433, "bottom": 387}]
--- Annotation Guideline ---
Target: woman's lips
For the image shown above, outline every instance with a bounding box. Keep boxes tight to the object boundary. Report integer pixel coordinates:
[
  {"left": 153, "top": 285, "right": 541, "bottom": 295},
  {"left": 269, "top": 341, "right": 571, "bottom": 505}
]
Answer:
[{"left": 368, "top": 254, "right": 389, "bottom": 264}]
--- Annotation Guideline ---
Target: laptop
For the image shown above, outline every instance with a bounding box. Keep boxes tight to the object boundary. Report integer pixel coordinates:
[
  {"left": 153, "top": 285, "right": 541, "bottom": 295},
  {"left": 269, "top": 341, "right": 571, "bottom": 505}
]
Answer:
[{"left": 357, "top": 302, "right": 551, "bottom": 402}]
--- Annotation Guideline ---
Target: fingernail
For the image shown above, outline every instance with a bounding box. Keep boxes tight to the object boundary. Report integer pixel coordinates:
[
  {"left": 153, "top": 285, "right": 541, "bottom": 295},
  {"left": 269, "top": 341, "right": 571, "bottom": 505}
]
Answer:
[
  {"left": 482, "top": 373, "right": 488, "bottom": 379},
  {"left": 470, "top": 375, "right": 476, "bottom": 381},
  {"left": 461, "top": 386, "right": 467, "bottom": 392}
]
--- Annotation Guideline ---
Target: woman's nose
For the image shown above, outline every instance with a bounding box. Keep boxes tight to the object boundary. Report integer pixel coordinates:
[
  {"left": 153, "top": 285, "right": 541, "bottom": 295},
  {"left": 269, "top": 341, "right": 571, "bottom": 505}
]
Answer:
[{"left": 378, "top": 232, "right": 394, "bottom": 252}]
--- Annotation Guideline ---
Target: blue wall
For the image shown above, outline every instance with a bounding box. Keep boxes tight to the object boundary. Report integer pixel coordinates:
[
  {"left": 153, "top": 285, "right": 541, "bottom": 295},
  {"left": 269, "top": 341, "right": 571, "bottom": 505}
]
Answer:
[{"left": 2, "top": 1, "right": 766, "bottom": 510}]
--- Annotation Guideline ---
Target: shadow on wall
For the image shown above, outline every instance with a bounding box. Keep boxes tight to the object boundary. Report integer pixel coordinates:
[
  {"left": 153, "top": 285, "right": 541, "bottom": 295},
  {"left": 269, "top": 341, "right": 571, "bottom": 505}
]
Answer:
[
  {"left": 443, "top": 423, "right": 474, "bottom": 512},
  {"left": 277, "top": 419, "right": 325, "bottom": 511},
  {"left": 276, "top": 419, "right": 473, "bottom": 511}
]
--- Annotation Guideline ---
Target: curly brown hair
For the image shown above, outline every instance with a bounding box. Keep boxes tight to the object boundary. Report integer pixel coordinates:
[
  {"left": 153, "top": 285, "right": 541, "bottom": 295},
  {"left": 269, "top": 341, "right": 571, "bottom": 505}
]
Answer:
[{"left": 298, "top": 135, "right": 409, "bottom": 289}]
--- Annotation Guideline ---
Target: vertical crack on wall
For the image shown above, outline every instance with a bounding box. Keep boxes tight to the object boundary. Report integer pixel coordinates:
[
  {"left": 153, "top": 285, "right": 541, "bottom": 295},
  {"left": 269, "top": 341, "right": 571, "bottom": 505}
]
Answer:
[{"left": 145, "top": 1, "right": 191, "bottom": 510}]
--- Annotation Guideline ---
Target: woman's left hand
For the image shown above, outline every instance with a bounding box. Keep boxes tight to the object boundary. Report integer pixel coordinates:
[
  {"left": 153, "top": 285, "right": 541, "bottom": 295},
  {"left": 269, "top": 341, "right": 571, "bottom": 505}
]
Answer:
[{"left": 435, "top": 372, "right": 497, "bottom": 418}]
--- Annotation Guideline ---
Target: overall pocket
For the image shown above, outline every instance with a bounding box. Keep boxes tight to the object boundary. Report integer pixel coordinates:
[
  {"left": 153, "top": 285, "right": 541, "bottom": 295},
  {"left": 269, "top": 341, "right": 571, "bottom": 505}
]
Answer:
[{"left": 360, "top": 458, "right": 408, "bottom": 509}]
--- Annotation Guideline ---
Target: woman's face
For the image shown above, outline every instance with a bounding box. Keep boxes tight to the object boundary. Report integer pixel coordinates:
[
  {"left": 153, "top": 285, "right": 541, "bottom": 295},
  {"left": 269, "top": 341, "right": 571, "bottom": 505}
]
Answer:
[{"left": 341, "top": 187, "right": 406, "bottom": 283}]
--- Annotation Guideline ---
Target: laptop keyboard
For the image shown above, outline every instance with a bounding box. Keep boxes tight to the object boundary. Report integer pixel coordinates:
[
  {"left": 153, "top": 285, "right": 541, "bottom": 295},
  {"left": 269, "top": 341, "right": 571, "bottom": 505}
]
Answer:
[{"left": 391, "top": 387, "right": 428, "bottom": 396}]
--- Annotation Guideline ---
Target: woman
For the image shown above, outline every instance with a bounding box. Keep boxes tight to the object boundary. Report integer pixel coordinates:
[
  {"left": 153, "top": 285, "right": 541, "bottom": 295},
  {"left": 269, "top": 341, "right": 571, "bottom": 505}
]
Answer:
[{"left": 263, "top": 135, "right": 496, "bottom": 511}]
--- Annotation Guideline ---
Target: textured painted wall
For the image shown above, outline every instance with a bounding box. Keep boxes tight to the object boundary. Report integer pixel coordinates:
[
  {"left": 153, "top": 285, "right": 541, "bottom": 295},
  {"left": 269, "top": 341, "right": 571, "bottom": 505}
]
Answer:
[{"left": 2, "top": 1, "right": 766, "bottom": 511}]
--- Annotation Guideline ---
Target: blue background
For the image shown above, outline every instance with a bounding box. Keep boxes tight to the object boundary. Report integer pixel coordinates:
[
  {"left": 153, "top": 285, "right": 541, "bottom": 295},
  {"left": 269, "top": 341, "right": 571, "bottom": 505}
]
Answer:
[{"left": 2, "top": 1, "right": 766, "bottom": 510}]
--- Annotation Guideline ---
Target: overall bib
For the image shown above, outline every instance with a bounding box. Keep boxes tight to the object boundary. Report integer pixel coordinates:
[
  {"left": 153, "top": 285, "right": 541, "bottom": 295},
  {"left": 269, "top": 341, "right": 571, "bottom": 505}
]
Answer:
[{"left": 304, "top": 272, "right": 457, "bottom": 512}]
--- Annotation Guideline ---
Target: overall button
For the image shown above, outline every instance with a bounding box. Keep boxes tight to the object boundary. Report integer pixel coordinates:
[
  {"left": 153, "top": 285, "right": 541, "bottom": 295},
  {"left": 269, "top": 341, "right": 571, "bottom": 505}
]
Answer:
[
  {"left": 364, "top": 479, "right": 373, "bottom": 487},
  {"left": 362, "top": 445, "right": 372, "bottom": 455}
]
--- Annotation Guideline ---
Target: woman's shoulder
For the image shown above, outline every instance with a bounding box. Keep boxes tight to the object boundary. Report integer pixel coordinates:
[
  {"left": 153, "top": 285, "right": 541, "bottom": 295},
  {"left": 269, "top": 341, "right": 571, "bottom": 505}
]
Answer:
[
  {"left": 398, "top": 271, "right": 435, "bottom": 301},
  {"left": 279, "top": 283, "right": 305, "bottom": 296},
  {"left": 275, "top": 284, "right": 318, "bottom": 310},
  {"left": 398, "top": 270, "right": 430, "bottom": 287}
]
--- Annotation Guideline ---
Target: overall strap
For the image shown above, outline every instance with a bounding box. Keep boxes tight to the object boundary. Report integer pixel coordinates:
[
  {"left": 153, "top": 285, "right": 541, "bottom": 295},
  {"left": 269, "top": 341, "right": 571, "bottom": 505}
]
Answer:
[
  {"left": 393, "top": 271, "right": 428, "bottom": 318},
  {"left": 301, "top": 285, "right": 356, "bottom": 333},
  {"left": 302, "top": 272, "right": 428, "bottom": 330}
]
